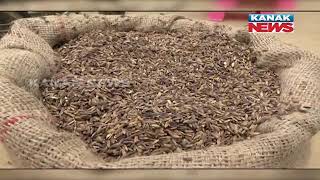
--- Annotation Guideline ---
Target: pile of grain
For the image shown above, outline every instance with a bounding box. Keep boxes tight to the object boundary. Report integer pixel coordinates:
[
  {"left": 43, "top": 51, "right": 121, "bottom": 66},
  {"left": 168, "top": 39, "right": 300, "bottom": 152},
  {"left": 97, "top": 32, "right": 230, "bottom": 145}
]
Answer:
[{"left": 40, "top": 29, "right": 292, "bottom": 161}]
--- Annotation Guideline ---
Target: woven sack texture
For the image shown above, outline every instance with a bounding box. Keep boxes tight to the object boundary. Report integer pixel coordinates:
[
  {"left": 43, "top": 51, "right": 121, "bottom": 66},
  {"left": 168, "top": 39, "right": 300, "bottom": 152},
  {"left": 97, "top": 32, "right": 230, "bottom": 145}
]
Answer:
[{"left": 0, "top": 14, "right": 319, "bottom": 168}]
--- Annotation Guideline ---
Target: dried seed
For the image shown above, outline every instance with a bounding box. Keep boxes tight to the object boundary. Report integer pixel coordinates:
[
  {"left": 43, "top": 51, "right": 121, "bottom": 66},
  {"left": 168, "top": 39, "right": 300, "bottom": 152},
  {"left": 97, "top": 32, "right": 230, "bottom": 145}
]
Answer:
[{"left": 40, "top": 28, "right": 293, "bottom": 161}]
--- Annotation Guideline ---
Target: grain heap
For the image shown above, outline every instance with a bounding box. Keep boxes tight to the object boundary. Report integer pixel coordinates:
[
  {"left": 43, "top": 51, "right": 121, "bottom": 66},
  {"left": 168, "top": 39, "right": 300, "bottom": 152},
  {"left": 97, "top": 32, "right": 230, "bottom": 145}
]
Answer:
[{"left": 40, "top": 29, "right": 292, "bottom": 161}]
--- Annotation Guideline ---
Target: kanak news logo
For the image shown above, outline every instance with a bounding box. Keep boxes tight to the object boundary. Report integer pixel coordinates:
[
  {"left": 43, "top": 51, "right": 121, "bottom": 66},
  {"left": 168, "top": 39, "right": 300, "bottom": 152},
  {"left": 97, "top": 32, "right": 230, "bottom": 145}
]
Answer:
[{"left": 248, "top": 14, "right": 294, "bottom": 33}]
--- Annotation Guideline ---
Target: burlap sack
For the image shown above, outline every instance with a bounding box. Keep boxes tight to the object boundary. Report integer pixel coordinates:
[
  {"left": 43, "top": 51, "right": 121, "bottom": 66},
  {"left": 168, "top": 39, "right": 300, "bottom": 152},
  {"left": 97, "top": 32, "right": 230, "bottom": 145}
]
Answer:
[{"left": 0, "top": 14, "right": 319, "bottom": 168}]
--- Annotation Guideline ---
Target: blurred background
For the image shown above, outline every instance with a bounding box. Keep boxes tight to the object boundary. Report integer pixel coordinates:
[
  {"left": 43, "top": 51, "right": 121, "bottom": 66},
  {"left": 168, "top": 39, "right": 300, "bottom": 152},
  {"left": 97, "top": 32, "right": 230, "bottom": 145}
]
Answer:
[
  {"left": 0, "top": 0, "right": 320, "bottom": 175},
  {"left": 0, "top": 0, "right": 317, "bottom": 11}
]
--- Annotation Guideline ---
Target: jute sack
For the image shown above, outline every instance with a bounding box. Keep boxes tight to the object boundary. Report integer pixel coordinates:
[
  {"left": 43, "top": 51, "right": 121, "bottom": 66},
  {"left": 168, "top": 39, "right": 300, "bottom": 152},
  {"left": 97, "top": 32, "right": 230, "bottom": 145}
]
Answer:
[{"left": 0, "top": 14, "right": 319, "bottom": 168}]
